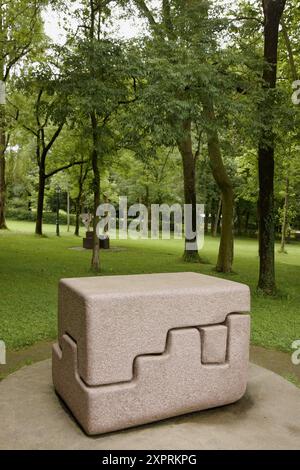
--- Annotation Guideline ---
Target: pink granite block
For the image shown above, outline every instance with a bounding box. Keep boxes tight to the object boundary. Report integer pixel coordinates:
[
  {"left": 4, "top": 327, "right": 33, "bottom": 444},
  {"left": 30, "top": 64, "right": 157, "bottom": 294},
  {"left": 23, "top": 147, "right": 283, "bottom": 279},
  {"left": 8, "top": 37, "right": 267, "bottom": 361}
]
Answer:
[
  {"left": 53, "top": 273, "right": 251, "bottom": 434},
  {"left": 57, "top": 272, "right": 250, "bottom": 386}
]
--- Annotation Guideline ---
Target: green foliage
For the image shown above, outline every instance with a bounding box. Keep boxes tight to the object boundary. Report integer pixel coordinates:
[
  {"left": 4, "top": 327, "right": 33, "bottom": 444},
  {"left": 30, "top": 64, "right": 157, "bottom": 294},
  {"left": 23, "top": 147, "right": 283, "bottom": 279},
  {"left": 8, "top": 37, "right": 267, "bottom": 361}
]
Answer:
[
  {"left": 5, "top": 207, "right": 76, "bottom": 225},
  {"left": 4, "top": 0, "right": 300, "bottom": 237},
  {"left": 0, "top": 0, "right": 46, "bottom": 82}
]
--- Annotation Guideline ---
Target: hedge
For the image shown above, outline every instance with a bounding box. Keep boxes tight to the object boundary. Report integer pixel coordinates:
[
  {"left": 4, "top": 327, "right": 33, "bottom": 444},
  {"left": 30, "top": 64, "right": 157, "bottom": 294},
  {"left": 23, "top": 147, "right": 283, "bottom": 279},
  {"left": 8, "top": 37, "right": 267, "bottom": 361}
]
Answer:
[{"left": 6, "top": 208, "right": 77, "bottom": 225}]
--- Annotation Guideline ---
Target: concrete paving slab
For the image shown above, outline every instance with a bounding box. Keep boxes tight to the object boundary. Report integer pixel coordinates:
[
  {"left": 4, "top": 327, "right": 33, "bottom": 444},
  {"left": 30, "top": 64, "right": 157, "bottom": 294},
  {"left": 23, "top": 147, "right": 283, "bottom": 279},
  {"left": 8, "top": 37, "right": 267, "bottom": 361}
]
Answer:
[{"left": 0, "top": 360, "right": 299, "bottom": 450}]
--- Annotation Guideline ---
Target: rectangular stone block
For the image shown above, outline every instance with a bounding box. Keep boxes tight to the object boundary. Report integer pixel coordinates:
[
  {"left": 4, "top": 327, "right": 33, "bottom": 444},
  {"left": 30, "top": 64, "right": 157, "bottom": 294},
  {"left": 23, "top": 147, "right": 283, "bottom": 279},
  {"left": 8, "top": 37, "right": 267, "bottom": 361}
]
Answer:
[
  {"left": 52, "top": 272, "right": 251, "bottom": 435},
  {"left": 200, "top": 325, "right": 228, "bottom": 364}
]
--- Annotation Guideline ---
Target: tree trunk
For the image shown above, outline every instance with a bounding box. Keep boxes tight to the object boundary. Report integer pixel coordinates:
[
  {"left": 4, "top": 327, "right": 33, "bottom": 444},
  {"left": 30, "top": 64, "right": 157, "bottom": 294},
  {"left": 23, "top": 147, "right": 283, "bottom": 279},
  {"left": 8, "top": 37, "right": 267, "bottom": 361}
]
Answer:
[
  {"left": 0, "top": 8, "right": 7, "bottom": 230},
  {"left": 202, "top": 97, "right": 234, "bottom": 272},
  {"left": 257, "top": 0, "right": 286, "bottom": 294},
  {"left": 177, "top": 119, "right": 199, "bottom": 262},
  {"left": 67, "top": 191, "right": 70, "bottom": 232},
  {"left": 75, "top": 196, "right": 82, "bottom": 237},
  {"left": 0, "top": 105, "right": 7, "bottom": 229},
  {"left": 35, "top": 166, "right": 46, "bottom": 236},
  {"left": 244, "top": 210, "right": 250, "bottom": 235},
  {"left": 74, "top": 160, "right": 87, "bottom": 236},
  {"left": 75, "top": 210, "right": 80, "bottom": 237},
  {"left": 210, "top": 201, "right": 216, "bottom": 237},
  {"left": 213, "top": 197, "right": 222, "bottom": 238},
  {"left": 204, "top": 203, "right": 209, "bottom": 235},
  {"left": 236, "top": 202, "right": 242, "bottom": 236},
  {"left": 279, "top": 177, "right": 289, "bottom": 253},
  {"left": 90, "top": 111, "right": 100, "bottom": 272}
]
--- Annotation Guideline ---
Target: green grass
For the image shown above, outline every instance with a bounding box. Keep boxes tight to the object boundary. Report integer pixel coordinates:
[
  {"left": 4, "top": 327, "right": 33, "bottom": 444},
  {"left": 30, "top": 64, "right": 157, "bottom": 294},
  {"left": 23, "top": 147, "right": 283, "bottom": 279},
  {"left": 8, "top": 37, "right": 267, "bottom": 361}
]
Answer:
[
  {"left": 0, "top": 220, "right": 299, "bottom": 354},
  {"left": 283, "top": 373, "right": 300, "bottom": 388}
]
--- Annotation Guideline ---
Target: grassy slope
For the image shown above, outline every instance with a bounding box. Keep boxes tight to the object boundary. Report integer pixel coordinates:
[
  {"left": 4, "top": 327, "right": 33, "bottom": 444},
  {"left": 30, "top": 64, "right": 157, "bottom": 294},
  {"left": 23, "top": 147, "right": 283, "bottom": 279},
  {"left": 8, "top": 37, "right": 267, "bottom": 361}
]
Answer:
[{"left": 0, "top": 220, "right": 299, "bottom": 353}]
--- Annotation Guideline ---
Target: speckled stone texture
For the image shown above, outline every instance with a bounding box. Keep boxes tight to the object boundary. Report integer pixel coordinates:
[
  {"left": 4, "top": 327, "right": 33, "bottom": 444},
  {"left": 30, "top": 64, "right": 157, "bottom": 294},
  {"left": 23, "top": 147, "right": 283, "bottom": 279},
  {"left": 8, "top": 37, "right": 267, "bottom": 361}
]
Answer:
[
  {"left": 200, "top": 325, "right": 228, "bottom": 364},
  {"left": 57, "top": 272, "right": 250, "bottom": 385},
  {"left": 52, "top": 272, "right": 251, "bottom": 435}
]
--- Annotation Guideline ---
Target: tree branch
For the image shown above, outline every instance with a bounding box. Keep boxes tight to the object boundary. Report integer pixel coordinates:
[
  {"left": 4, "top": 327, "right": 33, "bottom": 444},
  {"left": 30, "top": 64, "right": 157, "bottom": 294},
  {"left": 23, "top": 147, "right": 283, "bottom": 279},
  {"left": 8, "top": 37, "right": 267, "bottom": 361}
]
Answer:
[
  {"left": 46, "top": 160, "right": 88, "bottom": 179},
  {"left": 43, "top": 121, "right": 65, "bottom": 156},
  {"left": 22, "top": 124, "right": 38, "bottom": 137},
  {"left": 281, "top": 17, "right": 298, "bottom": 81},
  {"left": 162, "top": 0, "right": 174, "bottom": 37},
  {"left": 35, "top": 89, "right": 43, "bottom": 129},
  {"left": 134, "top": 0, "right": 157, "bottom": 28}
]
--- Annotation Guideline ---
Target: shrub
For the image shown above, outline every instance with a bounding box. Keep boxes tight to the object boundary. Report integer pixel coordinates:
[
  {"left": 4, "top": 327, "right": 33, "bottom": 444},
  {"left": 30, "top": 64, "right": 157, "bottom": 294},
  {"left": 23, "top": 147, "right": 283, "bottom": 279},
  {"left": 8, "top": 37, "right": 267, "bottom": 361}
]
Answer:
[{"left": 6, "top": 208, "right": 76, "bottom": 225}]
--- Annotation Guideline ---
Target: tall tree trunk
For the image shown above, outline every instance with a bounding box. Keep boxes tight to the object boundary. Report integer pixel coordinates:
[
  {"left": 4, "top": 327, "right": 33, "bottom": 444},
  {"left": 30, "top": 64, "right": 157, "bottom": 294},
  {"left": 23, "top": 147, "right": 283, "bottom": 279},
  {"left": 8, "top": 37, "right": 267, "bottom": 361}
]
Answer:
[
  {"left": 90, "top": 111, "right": 100, "bottom": 272},
  {"left": 67, "top": 191, "right": 70, "bottom": 232},
  {"left": 204, "top": 203, "right": 209, "bottom": 235},
  {"left": 213, "top": 196, "right": 222, "bottom": 238},
  {"left": 35, "top": 166, "right": 46, "bottom": 236},
  {"left": 177, "top": 119, "right": 199, "bottom": 262},
  {"left": 279, "top": 177, "right": 289, "bottom": 253},
  {"left": 210, "top": 200, "right": 216, "bottom": 237},
  {"left": 0, "top": 116, "right": 6, "bottom": 229},
  {"left": 236, "top": 202, "right": 242, "bottom": 236},
  {"left": 74, "top": 195, "right": 82, "bottom": 237},
  {"left": 74, "top": 159, "right": 87, "bottom": 236},
  {"left": 257, "top": 0, "right": 286, "bottom": 294},
  {"left": 202, "top": 97, "right": 234, "bottom": 272},
  {"left": 74, "top": 176, "right": 87, "bottom": 236},
  {"left": 0, "top": 8, "right": 7, "bottom": 230},
  {"left": 245, "top": 210, "right": 250, "bottom": 235}
]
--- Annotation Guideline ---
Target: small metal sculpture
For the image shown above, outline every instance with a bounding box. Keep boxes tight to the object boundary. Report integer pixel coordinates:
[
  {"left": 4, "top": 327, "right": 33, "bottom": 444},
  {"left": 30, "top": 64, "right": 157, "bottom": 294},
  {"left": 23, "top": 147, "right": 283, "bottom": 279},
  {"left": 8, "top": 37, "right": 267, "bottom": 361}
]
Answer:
[{"left": 80, "top": 213, "right": 93, "bottom": 231}]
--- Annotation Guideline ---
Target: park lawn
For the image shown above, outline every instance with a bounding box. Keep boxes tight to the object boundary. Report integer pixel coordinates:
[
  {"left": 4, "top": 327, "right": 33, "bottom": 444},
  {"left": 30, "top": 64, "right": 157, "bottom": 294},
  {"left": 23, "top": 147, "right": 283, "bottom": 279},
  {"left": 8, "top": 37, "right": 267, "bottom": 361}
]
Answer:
[{"left": 0, "top": 220, "right": 299, "bottom": 354}]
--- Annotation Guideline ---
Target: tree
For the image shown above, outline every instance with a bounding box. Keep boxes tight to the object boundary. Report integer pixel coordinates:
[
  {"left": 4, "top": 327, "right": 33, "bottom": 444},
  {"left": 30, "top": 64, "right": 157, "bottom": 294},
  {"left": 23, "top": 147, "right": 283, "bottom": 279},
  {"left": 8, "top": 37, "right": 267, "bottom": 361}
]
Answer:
[
  {"left": 15, "top": 64, "right": 85, "bottom": 235},
  {"left": 278, "top": 5, "right": 300, "bottom": 252},
  {"left": 257, "top": 0, "right": 287, "bottom": 294},
  {"left": 0, "top": 0, "right": 44, "bottom": 229},
  {"left": 62, "top": 0, "right": 136, "bottom": 271},
  {"left": 201, "top": 95, "right": 234, "bottom": 271},
  {"left": 133, "top": 0, "right": 207, "bottom": 262},
  {"left": 132, "top": 0, "right": 242, "bottom": 270}
]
